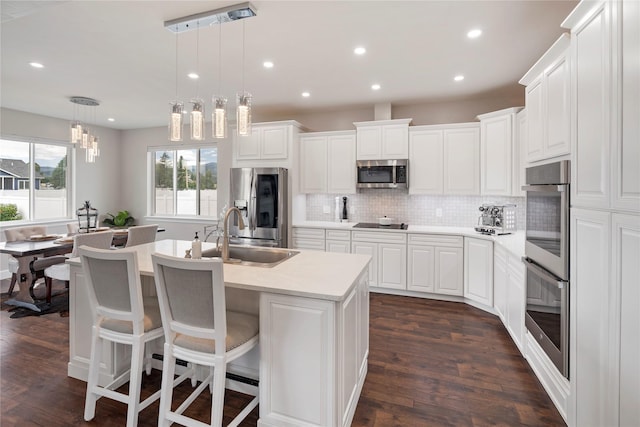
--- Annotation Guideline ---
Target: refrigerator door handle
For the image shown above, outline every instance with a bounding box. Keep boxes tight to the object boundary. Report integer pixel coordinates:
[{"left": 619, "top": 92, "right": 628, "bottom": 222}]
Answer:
[{"left": 249, "top": 170, "right": 257, "bottom": 232}]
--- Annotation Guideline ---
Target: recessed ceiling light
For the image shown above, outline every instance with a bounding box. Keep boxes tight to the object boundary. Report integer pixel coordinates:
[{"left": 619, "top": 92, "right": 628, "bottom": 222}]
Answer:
[
  {"left": 29, "top": 62, "right": 44, "bottom": 68},
  {"left": 187, "top": 72, "right": 199, "bottom": 79},
  {"left": 263, "top": 61, "right": 274, "bottom": 68},
  {"left": 371, "top": 84, "right": 381, "bottom": 90},
  {"left": 301, "top": 92, "right": 310, "bottom": 98},
  {"left": 354, "top": 46, "right": 366, "bottom": 55},
  {"left": 467, "top": 29, "right": 482, "bottom": 39},
  {"left": 454, "top": 75, "right": 465, "bottom": 81},
  {"left": 107, "top": 118, "right": 115, "bottom": 122}
]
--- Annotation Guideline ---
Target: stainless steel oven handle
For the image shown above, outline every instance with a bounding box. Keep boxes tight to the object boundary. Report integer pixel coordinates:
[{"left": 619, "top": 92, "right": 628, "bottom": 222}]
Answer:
[
  {"left": 521, "top": 184, "right": 568, "bottom": 192},
  {"left": 521, "top": 257, "right": 566, "bottom": 288}
]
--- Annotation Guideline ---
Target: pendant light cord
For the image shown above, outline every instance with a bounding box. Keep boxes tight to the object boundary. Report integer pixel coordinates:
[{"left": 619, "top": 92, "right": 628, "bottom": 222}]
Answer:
[
  {"left": 241, "top": 20, "right": 245, "bottom": 94},
  {"left": 195, "top": 22, "right": 200, "bottom": 97},
  {"left": 218, "top": 23, "right": 222, "bottom": 94},
  {"left": 174, "top": 26, "right": 179, "bottom": 100}
]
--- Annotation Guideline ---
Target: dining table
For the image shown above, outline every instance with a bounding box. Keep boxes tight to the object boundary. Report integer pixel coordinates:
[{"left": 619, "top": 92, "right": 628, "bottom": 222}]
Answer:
[{"left": 0, "top": 229, "right": 132, "bottom": 312}]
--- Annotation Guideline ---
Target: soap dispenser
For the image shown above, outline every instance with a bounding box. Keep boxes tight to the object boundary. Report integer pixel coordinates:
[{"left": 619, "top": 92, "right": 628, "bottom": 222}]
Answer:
[{"left": 192, "top": 232, "right": 202, "bottom": 259}]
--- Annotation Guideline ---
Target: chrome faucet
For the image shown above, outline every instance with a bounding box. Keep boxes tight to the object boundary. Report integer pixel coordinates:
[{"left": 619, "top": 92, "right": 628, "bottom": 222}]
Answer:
[{"left": 222, "top": 207, "right": 245, "bottom": 261}]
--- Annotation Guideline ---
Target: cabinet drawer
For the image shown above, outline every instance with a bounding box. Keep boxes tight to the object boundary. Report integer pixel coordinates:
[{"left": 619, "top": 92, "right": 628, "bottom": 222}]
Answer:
[
  {"left": 292, "top": 228, "right": 325, "bottom": 239},
  {"left": 351, "top": 231, "right": 407, "bottom": 244},
  {"left": 407, "top": 234, "right": 463, "bottom": 247},
  {"left": 292, "top": 238, "right": 325, "bottom": 251},
  {"left": 326, "top": 229, "right": 350, "bottom": 241}
]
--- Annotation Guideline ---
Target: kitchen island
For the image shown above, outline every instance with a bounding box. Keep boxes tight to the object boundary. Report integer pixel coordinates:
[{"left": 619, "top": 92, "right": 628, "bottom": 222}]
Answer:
[{"left": 67, "top": 239, "right": 371, "bottom": 427}]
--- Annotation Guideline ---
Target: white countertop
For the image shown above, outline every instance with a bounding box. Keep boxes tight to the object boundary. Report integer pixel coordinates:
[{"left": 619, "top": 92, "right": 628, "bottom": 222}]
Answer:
[
  {"left": 294, "top": 221, "right": 525, "bottom": 259},
  {"left": 68, "top": 239, "right": 371, "bottom": 302}
]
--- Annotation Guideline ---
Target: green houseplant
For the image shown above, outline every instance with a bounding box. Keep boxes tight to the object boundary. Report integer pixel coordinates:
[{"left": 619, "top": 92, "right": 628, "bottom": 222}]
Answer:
[{"left": 103, "top": 210, "right": 135, "bottom": 228}]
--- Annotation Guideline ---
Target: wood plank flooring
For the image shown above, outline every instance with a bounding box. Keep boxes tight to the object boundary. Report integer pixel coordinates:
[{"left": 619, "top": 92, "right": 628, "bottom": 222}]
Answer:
[{"left": 0, "top": 280, "right": 565, "bottom": 426}]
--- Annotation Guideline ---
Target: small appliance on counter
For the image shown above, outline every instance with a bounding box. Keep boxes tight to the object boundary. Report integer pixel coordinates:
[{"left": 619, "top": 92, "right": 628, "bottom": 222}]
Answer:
[{"left": 474, "top": 203, "right": 516, "bottom": 235}]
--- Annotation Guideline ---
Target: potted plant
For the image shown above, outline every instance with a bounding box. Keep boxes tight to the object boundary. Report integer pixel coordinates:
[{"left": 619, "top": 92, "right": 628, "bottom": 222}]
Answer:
[{"left": 103, "top": 210, "right": 135, "bottom": 228}]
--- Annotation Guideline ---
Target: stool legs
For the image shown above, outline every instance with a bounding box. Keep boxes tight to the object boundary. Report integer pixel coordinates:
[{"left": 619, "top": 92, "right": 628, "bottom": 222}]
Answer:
[
  {"left": 126, "top": 338, "right": 145, "bottom": 427},
  {"left": 158, "top": 342, "right": 176, "bottom": 427},
  {"left": 84, "top": 325, "right": 102, "bottom": 421}
]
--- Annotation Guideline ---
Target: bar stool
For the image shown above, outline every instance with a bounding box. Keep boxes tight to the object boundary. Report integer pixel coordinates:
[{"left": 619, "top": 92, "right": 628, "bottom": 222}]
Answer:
[
  {"left": 79, "top": 246, "right": 163, "bottom": 427},
  {"left": 151, "top": 253, "right": 259, "bottom": 427}
]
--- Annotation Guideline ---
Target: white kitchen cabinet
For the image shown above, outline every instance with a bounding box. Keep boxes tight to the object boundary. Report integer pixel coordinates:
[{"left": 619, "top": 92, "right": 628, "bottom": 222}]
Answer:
[
  {"left": 478, "top": 107, "right": 523, "bottom": 197},
  {"left": 493, "top": 244, "right": 508, "bottom": 322},
  {"left": 233, "top": 121, "right": 302, "bottom": 167},
  {"left": 612, "top": 0, "right": 640, "bottom": 213},
  {"left": 354, "top": 119, "right": 411, "bottom": 160},
  {"left": 519, "top": 34, "right": 571, "bottom": 164},
  {"left": 505, "top": 255, "right": 525, "bottom": 352},
  {"left": 515, "top": 109, "right": 527, "bottom": 197},
  {"left": 326, "top": 229, "right": 351, "bottom": 254},
  {"left": 352, "top": 231, "right": 406, "bottom": 289},
  {"left": 443, "top": 125, "right": 481, "bottom": 195},
  {"left": 463, "top": 237, "right": 494, "bottom": 307},
  {"left": 407, "top": 234, "right": 463, "bottom": 296},
  {"left": 292, "top": 227, "right": 325, "bottom": 251},
  {"left": 612, "top": 213, "right": 640, "bottom": 427},
  {"left": 299, "top": 131, "right": 356, "bottom": 194},
  {"left": 408, "top": 128, "right": 443, "bottom": 194}
]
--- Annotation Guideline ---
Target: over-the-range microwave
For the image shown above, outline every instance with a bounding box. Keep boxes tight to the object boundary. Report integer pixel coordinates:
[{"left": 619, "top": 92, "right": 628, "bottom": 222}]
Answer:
[{"left": 356, "top": 159, "right": 408, "bottom": 189}]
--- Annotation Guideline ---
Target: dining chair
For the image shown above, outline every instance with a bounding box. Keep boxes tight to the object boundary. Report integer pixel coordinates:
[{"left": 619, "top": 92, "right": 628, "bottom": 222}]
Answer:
[
  {"left": 79, "top": 246, "right": 163, "bottom": 427},
  {"left": 31, "top": 231, "right": 114, "bottom": 303},
  {"left": 125, "top": 224, "right": 159, "bottom": 248},
  {"left": 3, "top": 225, "right": 47, "bottom": 296},
  {"left": 151, "top": 253, "right": 259, "bottom": 427}
]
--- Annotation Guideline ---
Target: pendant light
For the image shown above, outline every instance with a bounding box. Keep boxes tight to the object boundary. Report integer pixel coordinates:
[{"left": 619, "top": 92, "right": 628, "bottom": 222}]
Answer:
[
  {"left": 169, "top": 26, "right": 183, "bottom": 141},
  {"left": 236, "top": 20, "right": 252, "bottom": 137},
  {"left": 190, "top": 23, "right": 205, "bottom": 141},
  {"left": 69, "top": 96, "right": 101, "bottom": 162},
  {"left": 212, "top": 23, "right": 227, "bottom": 139}
]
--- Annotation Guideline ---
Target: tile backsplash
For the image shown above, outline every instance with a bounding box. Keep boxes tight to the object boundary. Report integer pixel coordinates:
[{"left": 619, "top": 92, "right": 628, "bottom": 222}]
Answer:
[{"left": 306, "top": 190, "right": 526, "bottom": 229}]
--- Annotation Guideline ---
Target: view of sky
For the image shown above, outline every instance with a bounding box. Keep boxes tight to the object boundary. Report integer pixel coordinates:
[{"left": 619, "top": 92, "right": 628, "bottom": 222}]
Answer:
[{"left": 0, "top": 139, "right": 67, "bottom": 168}]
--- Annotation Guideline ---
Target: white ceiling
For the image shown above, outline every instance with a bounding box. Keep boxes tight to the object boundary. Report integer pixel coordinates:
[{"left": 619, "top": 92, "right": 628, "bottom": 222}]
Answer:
[{"left": 0, "top": 0, "right": 577, "bottom": 130}]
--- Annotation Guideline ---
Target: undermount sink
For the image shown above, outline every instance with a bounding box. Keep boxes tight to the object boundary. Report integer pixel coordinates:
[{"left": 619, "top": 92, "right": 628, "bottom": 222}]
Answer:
[{"left": 201, "top": 245, "right": 299, "bottom": 268}]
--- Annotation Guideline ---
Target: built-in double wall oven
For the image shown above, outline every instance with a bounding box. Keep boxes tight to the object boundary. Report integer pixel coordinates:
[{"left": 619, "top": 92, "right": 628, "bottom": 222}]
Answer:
[{"left": 522, "top": 160, "right": 570, "bottom": 378}]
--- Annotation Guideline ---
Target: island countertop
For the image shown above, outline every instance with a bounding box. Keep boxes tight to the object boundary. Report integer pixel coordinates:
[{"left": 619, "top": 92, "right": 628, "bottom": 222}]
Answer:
[{"left": 68, "top": 239, "right": 371, "bottom": 302}]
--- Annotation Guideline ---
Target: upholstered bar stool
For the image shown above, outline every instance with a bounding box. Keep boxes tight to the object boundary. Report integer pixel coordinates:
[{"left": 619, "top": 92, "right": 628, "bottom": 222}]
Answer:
[
  {"left": 31, "top": 231, "right": 114, "bottom": 303},
  {"left": 3, "top": 225, "right": 47, "bottom": 296},
  {"left": 79, "top": 246, "right": 163, "bottom": 427},
  {"left": 125, "top": 224, "right": 159, "bottom": 248},
  {"left": 151, "top": 253, "right": 259, "bottom": 427}
]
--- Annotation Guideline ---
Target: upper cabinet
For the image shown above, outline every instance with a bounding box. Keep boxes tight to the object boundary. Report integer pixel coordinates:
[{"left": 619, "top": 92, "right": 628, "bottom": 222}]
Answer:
[
  {"left": 299, "top": 131, "right": 356, "bottom": 194},
  {"left": 477, "top": 107, "right": 523, "bottom": 197},
  {"left": 409, "top": 123, "right": 480, "bottom": 196},
  {"left": 233, "top": 121, "right": 303, "bottom": 168},
  {"left": 519, "top": 34, "right": 571, "bottom": 165},
  {"left": 354, "top": 119, "right": 411, "bottom": 160}
]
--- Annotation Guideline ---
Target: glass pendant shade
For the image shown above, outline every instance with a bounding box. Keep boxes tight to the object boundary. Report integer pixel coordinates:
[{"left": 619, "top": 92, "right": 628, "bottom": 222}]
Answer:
[
  {"left": 169, "top": 102, "right": 184, "bottom": 141},
  {"left": 236, "top": 92, "right": 252, "bottom": 136},
  {"left": 190, "top": 99, "right": 205, "bottom": 140},
  {"left": 81, "top": 129, "right": 89, "bottom": 148},
  {"left": 212, "top": 96, "right": 227, "bottom": 139},
  {"left": 70, "top": 122, "right": 80, "bottom": 143}
]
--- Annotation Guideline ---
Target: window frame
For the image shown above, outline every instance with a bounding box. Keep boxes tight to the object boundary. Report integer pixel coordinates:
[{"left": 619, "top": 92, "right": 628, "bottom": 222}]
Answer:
[
  {"left": 147, "top": 144, "right": 218, "bottom": 218},
  {"left": 0, "top": 135, "right": 74, "bottom": 223}
]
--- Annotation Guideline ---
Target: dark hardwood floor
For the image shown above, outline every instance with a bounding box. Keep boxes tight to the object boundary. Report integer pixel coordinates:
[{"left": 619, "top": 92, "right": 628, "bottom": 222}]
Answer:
[{"left": 0, "top": 279, "right": 565, "bottom": 426}]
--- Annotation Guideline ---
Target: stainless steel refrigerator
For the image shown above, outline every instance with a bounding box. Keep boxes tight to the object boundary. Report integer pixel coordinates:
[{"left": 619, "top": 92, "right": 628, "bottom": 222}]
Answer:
[{"left": 229, "top": 167, "right": 288, "bottom": 247}]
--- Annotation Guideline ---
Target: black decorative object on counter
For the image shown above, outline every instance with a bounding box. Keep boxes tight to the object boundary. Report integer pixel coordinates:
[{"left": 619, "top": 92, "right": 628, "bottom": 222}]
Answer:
[
  {"left": 342, "top": 197, "right": 348, "bottom": 221},
  {"left": 76, "top": 201, "right": 98, "bottom": 233}
]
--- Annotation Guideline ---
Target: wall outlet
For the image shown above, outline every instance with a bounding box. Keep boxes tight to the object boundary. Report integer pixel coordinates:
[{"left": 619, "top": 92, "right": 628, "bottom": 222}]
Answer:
[
  {"left": 435, "top": 208, "right": 443, "bottom": 217},
  {"left": 323, "top": 205, "right": 330, "bottom": 214}
]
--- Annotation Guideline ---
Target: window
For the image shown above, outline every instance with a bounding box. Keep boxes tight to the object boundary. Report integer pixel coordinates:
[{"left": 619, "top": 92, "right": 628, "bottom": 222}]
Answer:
[
  {"left": 150, "top": 146, "right": 217, "bottom": 217},
  {"left": 0, "top": 138, "right": 71, "bottom": 222}
]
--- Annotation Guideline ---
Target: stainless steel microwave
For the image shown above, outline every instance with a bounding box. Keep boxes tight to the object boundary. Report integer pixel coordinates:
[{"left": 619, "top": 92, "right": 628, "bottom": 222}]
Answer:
[{"left": 356, "top": 159, "right": 408, "bottom": 189}]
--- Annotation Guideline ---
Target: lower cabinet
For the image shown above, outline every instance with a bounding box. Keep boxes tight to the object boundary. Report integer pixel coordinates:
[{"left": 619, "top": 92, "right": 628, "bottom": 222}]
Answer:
[
  {"left": 493, "top": 244, "right": 525, "bottom": 352},
  {"left": 292, "top": 227, "right": 325, "bottom": 251},
  {"left": 407, "top": 234, "right": 464, "bottom": 296},
  {"left": 463, "top": 237, "right": 494, "bottom": 306},
  {"left": 326, "top": 229, "right": 351, "bottom": 253},
  {"left": 352, "top": 231, "right": 407, "bottom": 289}
]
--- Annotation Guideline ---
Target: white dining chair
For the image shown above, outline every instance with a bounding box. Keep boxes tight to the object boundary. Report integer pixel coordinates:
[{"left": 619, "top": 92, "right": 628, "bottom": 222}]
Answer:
[
  {"left": 79, "top": 246, "right": 163, "bottom": 427},
  {"left": 125, "top": 224, "right": 159, "bottom": 248},
  {"left": 3, "top": 225, "right": 47, "bottom": 296},
  {"left": 151, "top": 253, "right": 259, "bottom": 427},
  {"left": 33, "top": 231, "right": 114, "bottom": 303}
]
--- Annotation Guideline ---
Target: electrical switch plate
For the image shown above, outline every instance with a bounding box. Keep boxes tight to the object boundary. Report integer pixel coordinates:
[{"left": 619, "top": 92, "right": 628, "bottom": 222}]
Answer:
[
  {"left": 323, "top": 205, "right": 330, "bottom": 214},
  {"left": 436, "top": 208, "right": 443, "bottom": 217}
]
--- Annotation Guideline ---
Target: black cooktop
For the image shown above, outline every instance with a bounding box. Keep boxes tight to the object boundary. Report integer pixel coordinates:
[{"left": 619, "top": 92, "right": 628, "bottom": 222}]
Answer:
[{"left": 353, "top": 222, "right": 408, "bottom": 230}]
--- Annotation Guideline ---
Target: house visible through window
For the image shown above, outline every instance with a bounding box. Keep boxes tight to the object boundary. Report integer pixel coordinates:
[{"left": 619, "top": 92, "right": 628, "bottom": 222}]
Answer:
[
  {"left": 0, "top": 138, "right": 71, "bottom": 221},
  {"left": 150, "top": 146, "right": 217, "bottom": 217}
]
